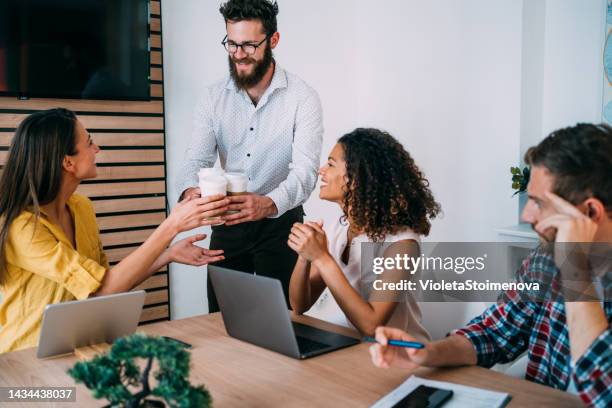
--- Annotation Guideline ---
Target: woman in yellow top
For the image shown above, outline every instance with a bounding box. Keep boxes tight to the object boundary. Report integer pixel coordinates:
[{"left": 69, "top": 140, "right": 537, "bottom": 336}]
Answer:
[{"left": 0, "top": 108, "right": 230, "bottom": 353}]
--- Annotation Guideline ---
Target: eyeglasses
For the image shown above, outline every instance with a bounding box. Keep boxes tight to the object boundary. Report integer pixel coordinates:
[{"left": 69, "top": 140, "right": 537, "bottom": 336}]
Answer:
[{"left": 221, "top": 35, "right": 268, "bottom": 55}]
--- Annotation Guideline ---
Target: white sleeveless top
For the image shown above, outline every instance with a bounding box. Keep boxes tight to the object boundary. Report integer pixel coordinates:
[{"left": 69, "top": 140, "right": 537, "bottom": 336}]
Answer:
[{"left": 305, "top": 218, "right": 431, "bottom": 342}]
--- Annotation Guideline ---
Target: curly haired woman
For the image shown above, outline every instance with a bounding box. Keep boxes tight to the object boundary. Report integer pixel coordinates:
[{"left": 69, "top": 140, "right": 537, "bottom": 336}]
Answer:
[{"left": 288, "top": 128, "right": 440, "bottom": 339}]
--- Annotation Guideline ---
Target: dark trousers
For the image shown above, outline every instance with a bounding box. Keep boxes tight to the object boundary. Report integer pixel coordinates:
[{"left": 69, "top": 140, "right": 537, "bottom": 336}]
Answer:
[{"left": 207, "top": 206, "right": 304, "bottom": 313}]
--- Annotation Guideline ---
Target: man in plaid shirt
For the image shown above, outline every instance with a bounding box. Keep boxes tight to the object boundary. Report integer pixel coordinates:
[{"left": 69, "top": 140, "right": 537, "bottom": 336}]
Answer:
[{"left": 369, "top": 124, "right": 612, "bottom": 407}]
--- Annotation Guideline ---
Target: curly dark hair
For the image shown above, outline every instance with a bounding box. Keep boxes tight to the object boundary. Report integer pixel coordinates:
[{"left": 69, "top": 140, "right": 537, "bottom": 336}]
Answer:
[
  {"left": 219, "top": 0, "right": 279, "bottom": 36},
  {"left": 337, "top": 128, "right": 441, "bottom": 241},
  {"left": 524, "top": 123, "right": 612, "bottom": 212}
]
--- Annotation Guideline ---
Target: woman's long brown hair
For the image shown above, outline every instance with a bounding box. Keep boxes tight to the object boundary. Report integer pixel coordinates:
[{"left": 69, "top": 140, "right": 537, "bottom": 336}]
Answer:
[{"left": 0, "top": 108, "right": 77, "bottom": 285}]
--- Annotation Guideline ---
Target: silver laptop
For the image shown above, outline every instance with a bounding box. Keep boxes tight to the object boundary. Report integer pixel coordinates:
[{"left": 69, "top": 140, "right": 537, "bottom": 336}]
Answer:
[
  {"left": 209, "top": 266, "right": 359, "bottom": 359},
  {"left": 37, "top": 291, "right": 146, "bottom": 358}
]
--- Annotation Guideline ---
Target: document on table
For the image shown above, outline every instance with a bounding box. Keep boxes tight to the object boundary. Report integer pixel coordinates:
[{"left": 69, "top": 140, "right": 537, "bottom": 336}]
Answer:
[{"left": 370, "top": 375, "right": 511, "bottom": 408}]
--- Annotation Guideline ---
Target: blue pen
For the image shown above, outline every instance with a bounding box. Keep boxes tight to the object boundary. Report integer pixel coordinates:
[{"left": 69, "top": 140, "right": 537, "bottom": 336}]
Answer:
[{"left": 363, "top": 336, "right": 425, "bottom": 349}]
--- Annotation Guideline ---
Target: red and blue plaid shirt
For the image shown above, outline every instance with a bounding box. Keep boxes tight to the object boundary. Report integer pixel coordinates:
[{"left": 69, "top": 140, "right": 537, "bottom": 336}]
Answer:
[{"left": 453, "top": 247, "right": 611, "bottom": 408}]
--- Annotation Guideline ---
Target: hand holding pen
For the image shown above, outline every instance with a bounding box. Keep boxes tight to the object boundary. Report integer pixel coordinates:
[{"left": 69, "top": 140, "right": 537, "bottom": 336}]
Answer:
[
  {"left": 368, "top": 326, "right": 431, "bottom": 370},
  {"left": 364, "top": 336, "right": 424, "bottom": 349}
]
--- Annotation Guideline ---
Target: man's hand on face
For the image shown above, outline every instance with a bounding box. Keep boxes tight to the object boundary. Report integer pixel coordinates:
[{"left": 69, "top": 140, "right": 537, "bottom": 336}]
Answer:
[
  {"left": 221, "top": 193, "right": 278, "bottom": 226},
  {"left": 535, "top": 192, "right": 599, "bottom": 292},
  {"left": 535, "top": 192, "right": 598, "bottom": 244}
]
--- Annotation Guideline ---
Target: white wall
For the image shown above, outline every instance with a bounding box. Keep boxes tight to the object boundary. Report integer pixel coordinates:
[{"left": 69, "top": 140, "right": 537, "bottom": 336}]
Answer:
[
  {"left": 286, "top": 1, "right": 525, "bottom": 244},
  {"left": 518, "top": 0, "right": 605, "bottom": 154},
  {"left": 540, "top": 0, "right": 605, "bottom": 136},
  {"left": 161, "top": 0, "right": 604, "bottom": 323},
  {"left": 517, "top": 0, "right": 604, "bottom": 218}
]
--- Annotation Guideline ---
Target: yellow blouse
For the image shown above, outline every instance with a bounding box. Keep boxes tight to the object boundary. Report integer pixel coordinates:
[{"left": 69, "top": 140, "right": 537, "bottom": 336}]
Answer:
[{"left": 0, "top": 194, "right": 108, "bottom": 353}]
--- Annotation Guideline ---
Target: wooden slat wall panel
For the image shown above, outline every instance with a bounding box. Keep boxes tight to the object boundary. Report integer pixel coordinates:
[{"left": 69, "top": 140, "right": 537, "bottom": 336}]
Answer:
[
  {"left": 98, "top": 212, "right": 166, "bottom": 231},
  {"left": 151, "top": 18, "right": 161, "bottom": 33},
  {"left": 151, "top": 84, "right": 163, "bottom": 97},
  {"left": 0, "top": 114, "right": 164, "bottom": 130},
  {"left": 144, "top": 289, "right": 169, "bottom": 306},
  {"left": 106, "top": 247, "right": 138, "bottom": 263},
  {"left": 76, "top": 181, "right": 165, "bottom": 197},
  {"left": 151, "top": 51, "right": 162, "bottom": 65},
  {"left": 134, "top": 273, "right": 168, "bottom": 291},
  {"left": 1, "top": 0, "right": 170, "bottom": 323},
  {"left": 93, "top": 133, "right": 164, "bottom": 146},
  {"left": 151, "top": 68, "right": 163, "bottom": 82},
  {"left": 96, "top": 149, "right": 165, "bottom": 163},
  {"left": 1, "top": 132, "right": 165, "bottom": 148},
  {"left": 151, "top": 35, "right": 162, "bottom": 49},
  {"left": 140, "top": 305, "right": 169, "bottom": 323},
  {"left": 91, "top": 197, "right": 166, "bottom": 214},
  {"left": 94, "top": 165, "right": 165, "bottom": 180},
  {"left": 0, "top": 98, "right": 163, "bottom": 114},
  {"left": 101, "top": 228, "right": 156, "bottom": 247},
  {"left": 0, "top": 132, "right": 11, "bottom": 146}
]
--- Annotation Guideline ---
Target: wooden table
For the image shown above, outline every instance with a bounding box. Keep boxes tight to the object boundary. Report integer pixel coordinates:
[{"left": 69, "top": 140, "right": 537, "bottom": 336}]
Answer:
[{"left": 0, "top": 313, "right": 582, "bottom": 407}]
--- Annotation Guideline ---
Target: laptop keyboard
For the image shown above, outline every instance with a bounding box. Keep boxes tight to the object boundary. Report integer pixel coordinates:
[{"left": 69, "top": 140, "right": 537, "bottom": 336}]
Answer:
[{"left": 296, "top": 336, "right": 331, "bottom": 354}]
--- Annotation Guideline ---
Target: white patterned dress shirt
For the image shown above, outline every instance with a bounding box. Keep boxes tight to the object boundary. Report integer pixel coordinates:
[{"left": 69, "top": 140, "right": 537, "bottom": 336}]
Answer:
[{"left": 177, "top": 65, "right": 323, "bottom": 217}]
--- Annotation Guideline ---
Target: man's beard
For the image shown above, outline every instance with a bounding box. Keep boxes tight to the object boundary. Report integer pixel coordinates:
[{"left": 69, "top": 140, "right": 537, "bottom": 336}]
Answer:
[{"left": 228, "top": 41, "right": 274, "bottom": 90}]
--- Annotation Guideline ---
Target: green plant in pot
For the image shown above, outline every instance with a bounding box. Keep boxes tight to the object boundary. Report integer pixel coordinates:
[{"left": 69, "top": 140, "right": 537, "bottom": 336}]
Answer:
[
  {"left": 68, "top": 333, "right": 211, "bottom": 408},
  {"left": 510, "top": 166, "right": 530, "bottom": 196}
]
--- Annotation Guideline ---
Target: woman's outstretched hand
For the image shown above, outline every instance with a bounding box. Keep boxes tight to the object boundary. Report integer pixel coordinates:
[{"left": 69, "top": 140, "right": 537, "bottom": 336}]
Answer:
[
  {"left": 168, "top": 194, "right": 231, "bottom": 232},
  {"left": 168, "top": 234, "right": 224, "bottom": 266}
]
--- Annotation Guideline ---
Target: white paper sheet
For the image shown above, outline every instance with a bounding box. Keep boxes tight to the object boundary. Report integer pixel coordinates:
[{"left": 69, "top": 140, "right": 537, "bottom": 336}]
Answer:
[{"left": 370, "top": 375, "right": 510, "bottom": 408}]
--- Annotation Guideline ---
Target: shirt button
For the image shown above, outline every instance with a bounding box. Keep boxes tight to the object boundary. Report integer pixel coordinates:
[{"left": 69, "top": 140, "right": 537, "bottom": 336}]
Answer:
[
  {"left": 247, "top": 153, "right": 251, "bottom": 157},
  {"left": 250, "top": 127, "right": 254, "bottom": 131}
]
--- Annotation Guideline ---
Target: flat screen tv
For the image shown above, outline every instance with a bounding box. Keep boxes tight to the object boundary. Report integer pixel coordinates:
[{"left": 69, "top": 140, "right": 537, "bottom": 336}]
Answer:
[{"left": 0, "top": 0, "right": 150, "bottom": 100}]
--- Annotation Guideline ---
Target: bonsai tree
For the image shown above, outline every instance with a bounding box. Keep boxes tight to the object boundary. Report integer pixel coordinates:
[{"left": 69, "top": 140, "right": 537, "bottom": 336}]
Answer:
[
  {"left": 510, "top": 166, "right": 530, "bottom": 196},
  {"left": 68, "top": 333, "right": 211, "bottom": 408}
]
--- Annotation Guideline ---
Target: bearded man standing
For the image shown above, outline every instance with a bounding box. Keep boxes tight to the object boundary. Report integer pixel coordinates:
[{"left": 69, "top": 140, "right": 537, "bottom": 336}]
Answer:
[{"left": 177, "top": 0, "right": 323, "bottom": 313}]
